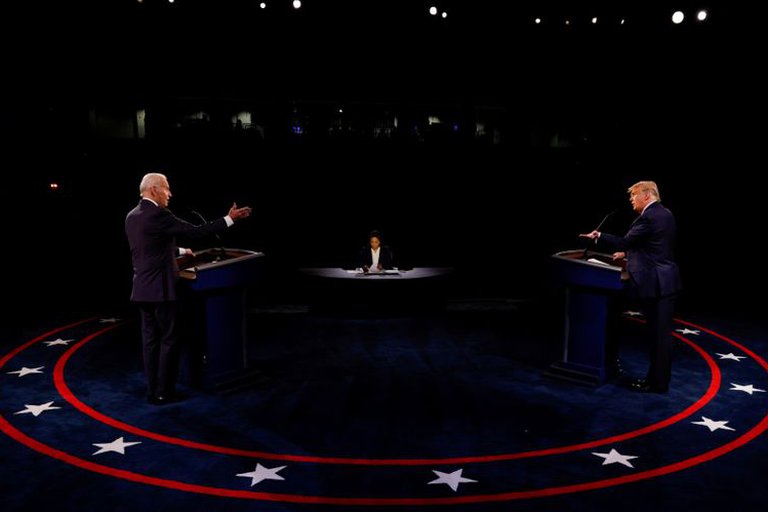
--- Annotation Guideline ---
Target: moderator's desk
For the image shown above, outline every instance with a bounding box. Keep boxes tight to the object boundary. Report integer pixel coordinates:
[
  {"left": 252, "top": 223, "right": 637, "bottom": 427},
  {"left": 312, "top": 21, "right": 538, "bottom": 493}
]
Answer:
[
  {"left": 299, "top": 267, "right": 454, "bottom": 311},
  {"left": 300, "top": 268, "right": 454, "bottom": 279}
]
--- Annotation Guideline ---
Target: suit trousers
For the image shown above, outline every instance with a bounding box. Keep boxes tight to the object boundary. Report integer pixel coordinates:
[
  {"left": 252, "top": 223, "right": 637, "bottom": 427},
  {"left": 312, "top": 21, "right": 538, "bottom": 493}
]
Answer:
[
  {"left": 139, "top": 301, "right": 180, "bottom": 397},
  {"left": 642, "top": 294, "right": 676, "bottom": 390},
  {"left": 606, "top": 291, "right": 676, "bottom": 389}
]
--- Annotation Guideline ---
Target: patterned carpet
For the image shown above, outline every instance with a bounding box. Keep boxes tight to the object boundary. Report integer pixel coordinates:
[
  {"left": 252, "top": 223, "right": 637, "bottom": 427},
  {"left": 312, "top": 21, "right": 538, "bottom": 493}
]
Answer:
[{"left": 2, "top": 304, "right": 767, "bottom": 511}]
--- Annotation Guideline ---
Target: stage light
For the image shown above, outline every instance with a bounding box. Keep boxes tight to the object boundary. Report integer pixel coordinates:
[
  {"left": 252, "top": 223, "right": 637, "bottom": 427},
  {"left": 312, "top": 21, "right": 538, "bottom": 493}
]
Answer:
[
  {"left": 591, "top": 17, "right": 597, "bottom": 24},
  {"left": 441, "top": 11, "right": 447, "bottom": 19},
  {"left": 534, "top": 17, "right": 541, "bottom": 25},
  {"left": 697, "top": 10, "right": 708, "bottom": 21},
  {"left": 672, "top": 11, "right": 685, "bottom": 24},
  {"left": 429, "top": 6, "right": 437, "bottom": 16},
  {"left": 260, "top": 2, "right": 266, "bottom": 8},
  {"left": 292, "top": 0, "right": 301, "bottom": 10}
]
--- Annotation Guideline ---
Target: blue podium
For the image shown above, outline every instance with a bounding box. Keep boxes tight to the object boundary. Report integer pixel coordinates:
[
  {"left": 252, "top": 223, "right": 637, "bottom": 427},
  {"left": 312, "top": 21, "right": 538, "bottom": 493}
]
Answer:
[
  {"left": 177, "top": 248, "right": 265, "bottom": 389},
  {"left": 549, "top": 249, "right": 625, "bottom": 385}
]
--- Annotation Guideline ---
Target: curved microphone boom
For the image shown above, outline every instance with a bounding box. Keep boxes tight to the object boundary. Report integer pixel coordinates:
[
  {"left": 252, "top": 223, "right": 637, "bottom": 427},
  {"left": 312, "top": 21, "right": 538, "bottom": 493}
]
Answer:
[
  {"left": 189, "top": 209, "right": 226, "bottom": 257},
  {"left": 594, "top": 209, "right": 617, "bottom": 232},
  {"left": 583, "top": 209, "right": 617, "bottom": 258}
]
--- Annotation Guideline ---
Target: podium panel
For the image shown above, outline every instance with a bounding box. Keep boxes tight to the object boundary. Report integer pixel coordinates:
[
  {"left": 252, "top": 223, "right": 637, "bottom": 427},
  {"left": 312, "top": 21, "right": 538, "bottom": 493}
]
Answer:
[
  {"left": 549, "top": 249, "right": 624, "bottom": 385},
  {"left": 177, "top": 248, "right": 265, "bottom": 389}
]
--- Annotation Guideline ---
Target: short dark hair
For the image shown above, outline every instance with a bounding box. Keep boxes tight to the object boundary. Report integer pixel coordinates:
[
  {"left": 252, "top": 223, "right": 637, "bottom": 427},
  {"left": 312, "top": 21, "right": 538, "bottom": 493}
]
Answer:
[{"left": 369, "top": 230, "right": 382, "bottom": 240}]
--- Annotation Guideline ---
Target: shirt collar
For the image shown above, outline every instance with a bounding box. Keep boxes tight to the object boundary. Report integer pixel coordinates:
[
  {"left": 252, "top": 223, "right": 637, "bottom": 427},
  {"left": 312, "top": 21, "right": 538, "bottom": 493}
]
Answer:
[{"left": 641, "top": 199, "right": 657, "bottom": 214}]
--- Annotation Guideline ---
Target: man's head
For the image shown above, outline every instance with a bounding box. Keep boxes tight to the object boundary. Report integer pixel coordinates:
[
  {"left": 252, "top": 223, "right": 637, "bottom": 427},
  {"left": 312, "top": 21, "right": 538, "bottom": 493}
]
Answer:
[
  {"left": 140, "top": 173, "right": 172, "bottom": 208},
  {"left": 627, "top": 181, "right": 660, "bottom": 214}
]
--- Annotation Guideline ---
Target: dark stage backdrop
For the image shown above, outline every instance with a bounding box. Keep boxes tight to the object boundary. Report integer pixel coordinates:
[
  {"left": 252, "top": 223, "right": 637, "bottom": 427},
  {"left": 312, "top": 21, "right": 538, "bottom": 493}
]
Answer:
[
  {"left": 1, "top": 0, "right": 759, "bottom": 321},
  {"left": 6, "top": 136, "right": 758, "bottom": 321}
]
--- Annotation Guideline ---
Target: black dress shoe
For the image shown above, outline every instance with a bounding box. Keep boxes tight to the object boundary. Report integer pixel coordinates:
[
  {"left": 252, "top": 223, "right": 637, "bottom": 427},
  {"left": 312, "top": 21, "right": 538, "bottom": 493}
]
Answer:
[
  {"left": 147, "top": 395, "right": 169, "bottom": 405},
  {"left": 629, "top": 379, "right": 668, "bottom": 393},
  {"left": 147, "top": 393, "right": 183, "bottom": 405}
]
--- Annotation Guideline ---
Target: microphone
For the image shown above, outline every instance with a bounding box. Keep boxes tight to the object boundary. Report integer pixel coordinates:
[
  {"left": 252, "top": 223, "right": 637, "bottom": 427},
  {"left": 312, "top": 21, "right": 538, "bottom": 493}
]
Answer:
[
  {"left": 189, "top": 209, "right": 226, "bottom": 258},
  {"left": 583, "top": 209, "right": 616, "bottom": 258},
  {"left": 593, "top": 209, "right": 617, "bottom": 232}
]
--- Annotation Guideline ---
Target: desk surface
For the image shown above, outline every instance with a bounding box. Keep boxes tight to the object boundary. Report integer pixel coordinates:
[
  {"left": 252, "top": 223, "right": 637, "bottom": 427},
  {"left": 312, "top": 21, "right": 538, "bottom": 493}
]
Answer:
[{"left": 299, "top": 267, "right": 454, "bottom": 280}]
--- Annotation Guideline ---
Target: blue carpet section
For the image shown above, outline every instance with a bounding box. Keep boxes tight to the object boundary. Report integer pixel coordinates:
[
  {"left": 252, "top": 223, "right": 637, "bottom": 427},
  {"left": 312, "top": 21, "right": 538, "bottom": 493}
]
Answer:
[{"left": 1, "top": 305, "right": 767, "bottom": 511}]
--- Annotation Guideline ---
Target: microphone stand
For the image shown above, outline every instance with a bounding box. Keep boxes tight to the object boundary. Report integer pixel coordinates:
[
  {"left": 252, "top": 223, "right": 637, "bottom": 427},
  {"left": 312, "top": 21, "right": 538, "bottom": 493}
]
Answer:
[
  {"left": 584, "top": 209, "right": 616, "bottom": 259},
  {"left": 189, "top": 209, "right": 226, "bottom": 260}
]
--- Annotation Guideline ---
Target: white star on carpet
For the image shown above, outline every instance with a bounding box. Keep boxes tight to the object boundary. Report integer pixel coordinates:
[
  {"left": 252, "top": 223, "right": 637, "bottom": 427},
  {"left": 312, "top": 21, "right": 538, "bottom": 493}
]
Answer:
[
  {"left": 692, "top": 416, "right": 736, "bottom": 432},
  {"left": 592, "top": 448, "right": 638, "bottom": 468},
  {"left": 44, "top": 338, "right": 73, "bottom": 347},
  {"left": 236, "top": 464, "right": 286, "bottom": 486},
  {"left": 99, "top": 317, "right": 121, "bottom": 323},
  {"left": 729, "top": 383, "right": 766, "bottom": 395},
  {"left": 7, "top": 366, "right": 44, "bottom": 377},
  {"left": 428, "top": 469, "right": 478, "bottom": 492},
  {"left": 92, "top": 436, "right": 142, "bottom": 455},
  {"left": 675, "top": 328, "right": 700, "bottom": 335},
  {"left": 13, "top": 401, "right": 61, "bottom": 417},
  {"left": 623, "top": 310, "right": 643, "bottom": 316},
  {"left": 715, "top": 353, "right": 746, "bottom": 361}
]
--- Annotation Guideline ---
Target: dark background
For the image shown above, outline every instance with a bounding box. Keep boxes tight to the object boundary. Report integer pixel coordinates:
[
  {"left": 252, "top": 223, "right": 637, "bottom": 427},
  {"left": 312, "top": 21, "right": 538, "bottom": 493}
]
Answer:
[{"left": 1, "top": 1, "right": 760, "bottom": 321}]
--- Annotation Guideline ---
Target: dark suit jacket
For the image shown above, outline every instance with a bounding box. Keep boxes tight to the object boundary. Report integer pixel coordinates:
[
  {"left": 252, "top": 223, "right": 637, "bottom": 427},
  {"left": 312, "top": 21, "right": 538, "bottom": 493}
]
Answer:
[
  {"left": 125, "top": 199, "right": 227, "bottom": 302},
  {"left": 357, "top": 245, "right": 394, "bottom": 270},
  {"left": 599, "top": 202, "right": 682, "bottom": 299}
]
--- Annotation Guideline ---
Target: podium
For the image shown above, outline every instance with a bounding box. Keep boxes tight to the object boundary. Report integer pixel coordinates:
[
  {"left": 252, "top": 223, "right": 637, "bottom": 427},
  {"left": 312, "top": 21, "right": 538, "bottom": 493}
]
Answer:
[
  {"left": 177, "top": 248, "right": 265, "bottom": 389},
  {"left": 548, "top": 249, "right": 625, "bottom": 385}
]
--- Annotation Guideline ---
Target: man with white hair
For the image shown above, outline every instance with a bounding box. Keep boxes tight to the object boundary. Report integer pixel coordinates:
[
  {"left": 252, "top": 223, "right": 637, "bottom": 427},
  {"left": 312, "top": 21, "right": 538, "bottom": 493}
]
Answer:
[{"left": 125, "top": 172, "right": 252, "bottom": 405}]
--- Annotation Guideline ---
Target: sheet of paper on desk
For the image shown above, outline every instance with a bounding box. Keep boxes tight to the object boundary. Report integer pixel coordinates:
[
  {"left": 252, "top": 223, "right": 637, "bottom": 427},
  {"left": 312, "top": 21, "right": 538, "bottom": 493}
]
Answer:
[
  {"left": 345, "top": 269, "right": 401, "bottom": 275},
  {"left": 587, "top": 258, "right": 610, "bottom": 266}
]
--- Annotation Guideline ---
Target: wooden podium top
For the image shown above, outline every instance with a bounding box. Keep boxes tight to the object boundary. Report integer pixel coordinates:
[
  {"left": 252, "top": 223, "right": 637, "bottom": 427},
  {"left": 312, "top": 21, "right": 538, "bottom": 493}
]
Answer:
[
  {"left": 177, "top": 248, "right": 264, "bottom": 280},
  {"left": 551, "top": 249, "right": 627, "bottom": 289},
  {"left": 552, "top": 249, "right": 625, "bottom": 271}
]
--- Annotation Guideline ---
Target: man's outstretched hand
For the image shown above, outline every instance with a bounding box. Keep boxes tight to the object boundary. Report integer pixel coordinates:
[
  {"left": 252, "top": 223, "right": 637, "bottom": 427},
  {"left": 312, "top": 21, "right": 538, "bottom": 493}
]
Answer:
[{"left": 228, "top": 202, "right": 252, "bottom": 221}]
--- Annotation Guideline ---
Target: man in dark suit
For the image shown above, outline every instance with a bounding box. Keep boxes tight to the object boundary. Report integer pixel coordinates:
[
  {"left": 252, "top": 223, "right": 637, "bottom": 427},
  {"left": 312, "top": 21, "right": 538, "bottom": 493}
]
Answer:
[
  {"left": 125, "top": 172, "right": 252, "bottom": 405},
  {"left": 581, "top": 181, "right": 682, "bottom": 393},
  {"left": 357, "top": 230, "right": 394, "bottom": 272}
]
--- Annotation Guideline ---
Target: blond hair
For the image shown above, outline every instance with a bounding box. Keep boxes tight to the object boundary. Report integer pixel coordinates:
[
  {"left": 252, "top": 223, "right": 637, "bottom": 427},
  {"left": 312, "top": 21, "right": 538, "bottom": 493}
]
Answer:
[{"left": 628, "top": 180, "right": 660, "bottom": 201}]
